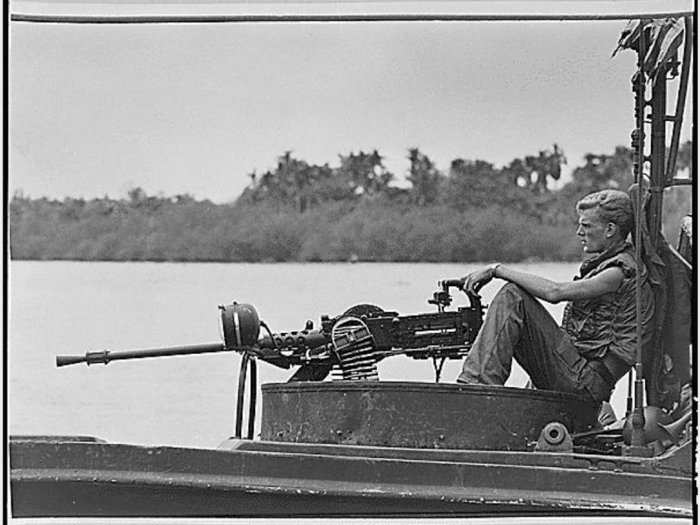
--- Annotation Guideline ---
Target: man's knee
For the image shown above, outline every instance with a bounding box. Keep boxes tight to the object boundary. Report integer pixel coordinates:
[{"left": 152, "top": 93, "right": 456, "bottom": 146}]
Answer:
[{"left": 492, "top": 282, "right": 529, "bottom": 306}]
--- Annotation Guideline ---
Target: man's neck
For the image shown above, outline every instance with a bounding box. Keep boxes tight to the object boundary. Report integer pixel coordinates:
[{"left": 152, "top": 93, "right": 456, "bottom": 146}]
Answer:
[
  {"left": 597, "top": 238, "right": 628, "bottom": 256},
  {"left": 579, "top": 239, "right": 629, "bottom": 276}
]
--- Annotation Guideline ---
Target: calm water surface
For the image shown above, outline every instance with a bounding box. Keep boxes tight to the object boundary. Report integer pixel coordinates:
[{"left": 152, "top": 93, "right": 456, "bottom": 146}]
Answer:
[{"left": 9, "top": 260, "right": 629, "bottom": 448}]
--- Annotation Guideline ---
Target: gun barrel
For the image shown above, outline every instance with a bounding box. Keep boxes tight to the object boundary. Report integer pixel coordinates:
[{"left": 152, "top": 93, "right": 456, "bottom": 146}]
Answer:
[
  {"left": 56, "top": 354, "right": 88, "bottom": 367},
  {"left": 56, "top": 342, "right": 227, "bottom": 368}
]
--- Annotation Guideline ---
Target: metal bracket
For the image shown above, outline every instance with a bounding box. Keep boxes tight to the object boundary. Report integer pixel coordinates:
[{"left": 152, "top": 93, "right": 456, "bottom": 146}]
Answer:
[{"left": 535, "top": 422, "right": 573, "bottom": 452}]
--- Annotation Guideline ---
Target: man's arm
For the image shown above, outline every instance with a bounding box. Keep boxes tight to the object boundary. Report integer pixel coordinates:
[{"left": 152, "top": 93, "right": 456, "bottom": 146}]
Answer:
[{"left": 462, "top": 264, "right": 624, "bottom": 304}]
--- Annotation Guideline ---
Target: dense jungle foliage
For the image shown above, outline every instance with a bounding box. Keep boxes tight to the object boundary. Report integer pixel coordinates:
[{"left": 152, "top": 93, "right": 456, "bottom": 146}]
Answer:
[{"left": 10, "top": 142, "right": 692, "bottom": 263}]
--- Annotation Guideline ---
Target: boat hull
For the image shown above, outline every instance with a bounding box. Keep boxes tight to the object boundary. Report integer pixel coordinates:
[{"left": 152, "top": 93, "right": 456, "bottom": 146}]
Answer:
[{"left": 10, "top": 437, "right": 692, "bottom": 518}]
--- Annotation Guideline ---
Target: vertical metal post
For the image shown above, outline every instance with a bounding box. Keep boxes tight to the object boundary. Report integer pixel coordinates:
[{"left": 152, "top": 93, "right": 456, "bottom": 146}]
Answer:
[
  {"left": 247, "top": 358, "right": 257, "bottom": 439},
  {"left": 648, "top": 65, "right": 667, "bottom": 248},
  {"left": 235, "top": 353, "right": 250, "bottom": 438},
  {"left": 625, "top": 371, "right": 633, "bottom": 418},
  {"left": 630, "top": 19, "right": 648, "bottom": 451}
]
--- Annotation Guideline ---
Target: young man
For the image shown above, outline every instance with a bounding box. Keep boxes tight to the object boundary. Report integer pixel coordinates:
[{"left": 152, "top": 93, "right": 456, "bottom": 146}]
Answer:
[{"left": 456, "top": 189, "right": 654, "bottom": 403}]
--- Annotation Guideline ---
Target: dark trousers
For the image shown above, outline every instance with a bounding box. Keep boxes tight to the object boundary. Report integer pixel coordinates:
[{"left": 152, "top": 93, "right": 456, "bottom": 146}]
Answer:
[{"left": 457, "top": 283, "right": 613, "bottom": 403}]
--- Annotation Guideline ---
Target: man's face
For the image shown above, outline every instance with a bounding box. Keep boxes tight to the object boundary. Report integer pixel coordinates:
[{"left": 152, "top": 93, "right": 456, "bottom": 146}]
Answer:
[{"left": 576, "top": 207, "right": 610, "bottom": 254}]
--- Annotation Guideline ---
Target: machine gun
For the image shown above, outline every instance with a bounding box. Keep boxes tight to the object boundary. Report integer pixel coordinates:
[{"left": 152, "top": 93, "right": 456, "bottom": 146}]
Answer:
[{"left": 57, "top": 279, "right": 482, "bottom": 383}]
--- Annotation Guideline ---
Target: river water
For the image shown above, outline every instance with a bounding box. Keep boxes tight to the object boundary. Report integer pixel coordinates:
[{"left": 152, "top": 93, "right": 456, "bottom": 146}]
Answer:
[{"left": 9, "top": 260, "right": 630, "bottom": 448}]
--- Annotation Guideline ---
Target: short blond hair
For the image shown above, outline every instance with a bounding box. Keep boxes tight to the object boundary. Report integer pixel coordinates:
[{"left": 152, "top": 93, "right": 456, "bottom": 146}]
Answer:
[{"left": 576, "top": 190, "right": 634, "bottom": 238}]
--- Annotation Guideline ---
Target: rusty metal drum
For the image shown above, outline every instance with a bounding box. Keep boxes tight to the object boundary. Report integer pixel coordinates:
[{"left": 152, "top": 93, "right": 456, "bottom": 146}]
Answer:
[{"left": 261, "top": 381, "right": 599, "bottom": 451}]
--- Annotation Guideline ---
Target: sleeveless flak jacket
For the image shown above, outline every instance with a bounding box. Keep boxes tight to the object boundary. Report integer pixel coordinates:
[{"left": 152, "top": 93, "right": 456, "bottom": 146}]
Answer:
[{"left": 562, "top": 243, "right": 655, "bottom": 366}]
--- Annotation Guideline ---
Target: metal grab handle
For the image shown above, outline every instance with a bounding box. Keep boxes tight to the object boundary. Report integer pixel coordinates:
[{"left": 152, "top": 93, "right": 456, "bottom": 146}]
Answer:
[
  {"left": 234, "top": 353, "right": 257, "bottom": 439},
  {"left": 438, "top": 279, "right": 482, "bottom": 308},
  {"left": 437, "top": 279, "right": 484, "bottom": 321}
]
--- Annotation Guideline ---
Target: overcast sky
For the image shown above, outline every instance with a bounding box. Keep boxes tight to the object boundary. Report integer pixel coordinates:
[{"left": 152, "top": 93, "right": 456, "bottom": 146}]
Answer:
[{"left": 9, "top": 18, "right": 693, "bottom": 202}]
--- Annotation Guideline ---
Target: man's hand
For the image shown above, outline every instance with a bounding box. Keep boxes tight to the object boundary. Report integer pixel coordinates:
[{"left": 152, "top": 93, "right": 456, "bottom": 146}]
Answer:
[{"left": 460, "top": 264, "right": 499, "bottom": 295}]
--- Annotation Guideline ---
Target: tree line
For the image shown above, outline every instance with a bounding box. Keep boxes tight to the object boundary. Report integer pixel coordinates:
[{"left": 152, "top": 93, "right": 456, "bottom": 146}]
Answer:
[{"left": 10, "top": 142, "right": 692, "bottom": 263}]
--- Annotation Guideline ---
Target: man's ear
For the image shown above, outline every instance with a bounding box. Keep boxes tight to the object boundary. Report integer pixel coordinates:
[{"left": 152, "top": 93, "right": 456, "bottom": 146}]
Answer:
[{"left": 605, "top": 222, "right": 618, "bottom": 238}]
